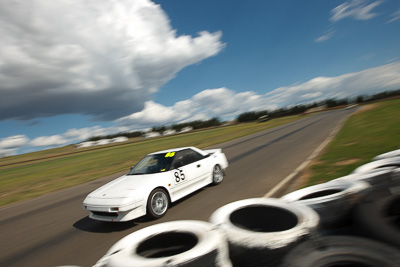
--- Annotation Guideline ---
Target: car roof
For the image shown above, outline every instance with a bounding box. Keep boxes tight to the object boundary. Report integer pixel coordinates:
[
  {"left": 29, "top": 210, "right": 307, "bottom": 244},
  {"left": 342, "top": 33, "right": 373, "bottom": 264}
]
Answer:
[{"left": 149, "top": 147, "right": 199, "bottom": 155}]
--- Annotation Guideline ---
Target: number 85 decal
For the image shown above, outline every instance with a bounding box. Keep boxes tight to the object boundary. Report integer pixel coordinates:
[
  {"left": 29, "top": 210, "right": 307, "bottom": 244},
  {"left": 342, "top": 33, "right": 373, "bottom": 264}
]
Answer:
[{"left": 174, "top": 169, "right": 185, "bottom": 183}]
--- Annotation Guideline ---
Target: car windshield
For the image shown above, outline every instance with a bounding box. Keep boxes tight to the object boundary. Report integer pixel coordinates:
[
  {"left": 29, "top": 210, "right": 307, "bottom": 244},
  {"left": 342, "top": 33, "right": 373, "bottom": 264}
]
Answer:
[{"left": 128, "top": 152, "right": 175, "bottom": 175}]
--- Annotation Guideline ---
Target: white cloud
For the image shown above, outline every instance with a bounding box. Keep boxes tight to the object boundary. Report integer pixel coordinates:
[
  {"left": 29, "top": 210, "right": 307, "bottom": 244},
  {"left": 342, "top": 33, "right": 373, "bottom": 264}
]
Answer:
[
  {"left": 0, "top": 125, "right": 132, "bottom": 157},
  {"left": 119, "top": 62, "right": 400, "bottom": 128},
  {"left": 0, "top": 135, "right": 30, "bottom": 149},
  {"left": 0, "top": 148, "right": 17, "bottom": 158},
  {"left": 117, "top": 88, "right": 272, "bottom": 127},
  {"left": 315, "top": 29, "right": 336, "bottom": 43},
  {"left": 331, "top": 0, "right": 383, "bottom": 22},
  {"left": 64, "top": 127, "right": 107, "bottom": 141},
  {"left": 192, "top": 88, "right": 268, "bottom": 118},
  {"left": 265, "top": 62, "right": 400, "bottom": 106},
  {"left": 0, "top": 135, "right": 30, "bottom": 157},
  {"left": 64, "top": 126, "right": 130, "bottom": 142},
  {"left": 388, "top": 9, "right": 400, "bottom": 23},
  {"left": 30, "top": 135, "right": 68, "bottom": 147},
  {"left": 117, "top": 100, "right": 203, "bottom": 127},
  {"left": 0, "top": 0, "right": 225, "bottom": 121}
]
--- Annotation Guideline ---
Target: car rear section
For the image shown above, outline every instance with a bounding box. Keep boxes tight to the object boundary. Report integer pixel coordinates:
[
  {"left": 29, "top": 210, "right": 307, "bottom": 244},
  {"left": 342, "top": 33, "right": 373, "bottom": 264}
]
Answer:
[{"left": 204, "top": 148, "right": 229, "bottom": 171}]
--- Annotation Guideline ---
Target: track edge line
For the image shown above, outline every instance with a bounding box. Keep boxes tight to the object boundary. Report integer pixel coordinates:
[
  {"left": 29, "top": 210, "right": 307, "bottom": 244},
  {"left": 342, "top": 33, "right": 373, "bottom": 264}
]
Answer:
[{"left": 263, "top": 112, "right": 350, "bottom": 198}]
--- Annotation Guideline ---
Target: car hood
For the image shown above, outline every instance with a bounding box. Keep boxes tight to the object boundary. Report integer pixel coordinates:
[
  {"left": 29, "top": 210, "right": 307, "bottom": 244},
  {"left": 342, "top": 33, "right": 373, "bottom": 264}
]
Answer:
[{"left": 86, "top": 174, "right": 150, "bottom": 199}]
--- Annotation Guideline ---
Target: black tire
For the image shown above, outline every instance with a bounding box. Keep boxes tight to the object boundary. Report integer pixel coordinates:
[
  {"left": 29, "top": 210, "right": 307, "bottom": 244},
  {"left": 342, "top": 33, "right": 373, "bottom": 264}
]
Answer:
[
  {"left": 353, "top": 182, "right": 400, "bottom": 248},
  {"left": 281, "top": 180, "right": 370, "bottom": 228},
  {"left": 212, "top": 164, "right": 224, "bottom": 185},
  {"left": 146, "top": 188, "right": 169, "bottom": 219},
  {"left": 209, "top": 198, "right": 319, "bottom": 267},
  {"left": 280, "top": 235, "right": 400, "bottom": 267},
  {"left": 95, "top": 220, "right": 232, "bottom": 267}
]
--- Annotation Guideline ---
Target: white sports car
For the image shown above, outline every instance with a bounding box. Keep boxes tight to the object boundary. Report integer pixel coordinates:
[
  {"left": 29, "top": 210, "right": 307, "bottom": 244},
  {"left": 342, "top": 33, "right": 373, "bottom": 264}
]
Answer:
[{"left": 83, "top": 147, "right": 228, "bottom": 222}]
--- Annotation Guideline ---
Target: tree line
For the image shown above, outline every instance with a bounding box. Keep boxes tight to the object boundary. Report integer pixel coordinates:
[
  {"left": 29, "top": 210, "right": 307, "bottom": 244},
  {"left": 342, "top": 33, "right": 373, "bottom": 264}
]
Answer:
[
  {"left": 237, "top": 89, "right": 400, "bottom": 123},
  {"left": 87, "top": 131, "right": 143, "bottom": 142},
  {"left": 86, "top": 118, "right": 222, "bottom": 141}
]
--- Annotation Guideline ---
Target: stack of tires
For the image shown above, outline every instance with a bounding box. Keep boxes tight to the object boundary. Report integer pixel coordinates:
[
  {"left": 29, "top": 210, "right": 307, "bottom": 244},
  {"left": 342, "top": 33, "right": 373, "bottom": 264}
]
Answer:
[
  {"left": 94, "top": 150, "right": 400, "bottom": 267},
  {"left": 278, "top": 151, "right": 400, "bottom": 267}
]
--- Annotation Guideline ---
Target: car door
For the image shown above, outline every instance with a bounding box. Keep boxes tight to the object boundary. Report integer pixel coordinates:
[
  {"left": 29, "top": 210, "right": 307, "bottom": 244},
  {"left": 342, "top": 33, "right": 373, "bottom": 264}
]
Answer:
[
  {"left": 169, "top": 149, "right": 209, "bottom": 198},
  {"left": 169, "top": 150, "right": 191, "bottom": 198},
  {"left": 183, "top": 149, "right": 210, "bottom": 184}
]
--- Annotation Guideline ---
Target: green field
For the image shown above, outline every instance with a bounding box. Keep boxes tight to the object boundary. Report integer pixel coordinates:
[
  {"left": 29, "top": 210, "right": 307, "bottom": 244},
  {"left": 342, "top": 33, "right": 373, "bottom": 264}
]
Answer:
[
  {"left": 0, "top": 115, "right": 303, "bottom": 207},
  {"left": 304, "top": 98, "right": 400, "bottom": 187}
]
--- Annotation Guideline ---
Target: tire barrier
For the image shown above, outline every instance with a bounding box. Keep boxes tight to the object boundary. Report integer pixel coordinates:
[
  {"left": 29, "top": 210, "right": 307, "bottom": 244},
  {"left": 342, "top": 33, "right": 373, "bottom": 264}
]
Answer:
[
  {"left": 94, "top": 220, "right": 232, "bottom": 267},
  {"left": 353, "top": 182, "right": 400, "bottom": 248},
  {"left": 92, "top": 149, "right": 400, "bottom": 266},
  {"left": 373, "top": 148, "right": 400, "bottom": 160},
  {"left": 332, "top": 167, "right": 398, "bottom": 187},
  {"left": 281, "top": 180, "right": 370, "bottom": 228},
  {"left": 280, "top": 235, "right": 400, "bottom": 267},
  {"left": 209, "top": 198, "right": 319, "bottom": 267},
  {"left": 352, "top": 156, "right": 400, "bottom": 174}
]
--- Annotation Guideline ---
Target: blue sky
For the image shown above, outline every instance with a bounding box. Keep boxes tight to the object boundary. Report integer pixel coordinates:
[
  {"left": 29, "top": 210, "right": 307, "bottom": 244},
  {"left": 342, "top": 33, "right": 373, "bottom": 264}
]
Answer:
[{"left": 1, "top": 0, "right": 400, "bottom": 157}]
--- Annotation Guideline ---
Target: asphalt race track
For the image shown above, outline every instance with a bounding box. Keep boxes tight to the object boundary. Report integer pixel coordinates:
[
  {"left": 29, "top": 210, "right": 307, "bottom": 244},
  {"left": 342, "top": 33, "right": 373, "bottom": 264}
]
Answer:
[{"left": 0, "top": 109, "right": 355, "bottom": 267}]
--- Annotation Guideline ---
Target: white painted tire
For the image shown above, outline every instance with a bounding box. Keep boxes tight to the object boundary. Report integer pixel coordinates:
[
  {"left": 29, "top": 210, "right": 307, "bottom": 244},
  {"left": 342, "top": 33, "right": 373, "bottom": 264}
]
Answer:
[
  {"left": 209, "top": 198, "right": 319, "bottom": 267},
  {"left": 332, "top": 167, "right": 398, "bottom": 187},
  {"left": 281, "top": 180, "right": 370, "bottom": 228},
  {"left": 95, "top": 220, "right": 231, "bottom": 267},
  {"left": 352, "top": 156, "right": 400, "bottom": 174},
  {"left": 373, "top": 149, "right": 400, "bottom": 160}
]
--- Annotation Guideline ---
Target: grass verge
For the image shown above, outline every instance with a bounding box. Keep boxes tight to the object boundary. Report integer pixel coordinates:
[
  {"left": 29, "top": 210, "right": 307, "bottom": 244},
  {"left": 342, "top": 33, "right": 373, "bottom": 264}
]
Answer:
[{"left": 303, "top": 98, "right": 400, "bottom": 187}]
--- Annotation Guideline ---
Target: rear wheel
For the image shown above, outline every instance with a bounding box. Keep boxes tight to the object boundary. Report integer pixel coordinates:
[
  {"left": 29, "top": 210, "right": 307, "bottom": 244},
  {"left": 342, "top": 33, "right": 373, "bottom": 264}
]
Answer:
[
  {"left": 147, "top": 188, "right": 169, "bottom": 219},
  {"left": 212, "top": 165, "right": 224, "bottom": 185}
]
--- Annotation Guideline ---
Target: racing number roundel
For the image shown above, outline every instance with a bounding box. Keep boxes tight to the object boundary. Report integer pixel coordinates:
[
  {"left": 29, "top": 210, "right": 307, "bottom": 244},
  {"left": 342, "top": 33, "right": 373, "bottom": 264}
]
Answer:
[{"left": 174, "top": 169, "right": 185, "bottom": 183}]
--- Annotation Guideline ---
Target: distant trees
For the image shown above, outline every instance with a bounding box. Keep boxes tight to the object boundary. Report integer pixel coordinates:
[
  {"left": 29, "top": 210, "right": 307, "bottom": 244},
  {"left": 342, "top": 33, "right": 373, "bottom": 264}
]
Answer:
[
  {"left": 152, "top": 118, "right": 222, "bottom": 133},
  {"left": 325, "top": 98, "right": 348, "bottom": 108},
  {"left": 365, "top": 89, "right": 400, "bottom": 102},
  {"left": 152, "top": 126, "right": 166, "bottom": 134},
  {"left": 85, "top": 118, "right": 222, "bottom": 142},
  {"left": 87, "top": 131, "right": 142, "bottom": 142},
  {"left": 237, "top": 111, "right": 268, "bottom": 123},
  {"left": 236, "top": 104, "right": 316, "bottom": 123},
  {"left": 171, "top": 117, "right": 221, "bottom": 131},
  {"left": 235, "top": 89, "right": 400, "bottom": 123},
  {"left": 356, "top": 95, "right": 365, "bottom": 103}
]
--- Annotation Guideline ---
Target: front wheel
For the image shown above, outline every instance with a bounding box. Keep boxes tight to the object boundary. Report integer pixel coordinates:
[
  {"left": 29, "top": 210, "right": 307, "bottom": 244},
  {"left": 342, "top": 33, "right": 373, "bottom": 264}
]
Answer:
[
  {"left": 147, "top": 188, "right": 169, "bottom": 219},
  {"left": 212, "top": 165, "right": 224, "bottom": 185}
]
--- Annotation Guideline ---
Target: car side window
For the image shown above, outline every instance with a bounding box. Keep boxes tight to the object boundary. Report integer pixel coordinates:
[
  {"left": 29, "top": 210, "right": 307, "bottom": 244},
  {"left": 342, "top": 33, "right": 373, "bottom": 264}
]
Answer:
[
  {"left": 171, "top": 151, "right": 185, "bottom": 169},
  {"left": 185, "top": 149, "right": 204, "bottom": 164},
  {"left": 171, "top": 149, "right": 204, "bottom": 169}
]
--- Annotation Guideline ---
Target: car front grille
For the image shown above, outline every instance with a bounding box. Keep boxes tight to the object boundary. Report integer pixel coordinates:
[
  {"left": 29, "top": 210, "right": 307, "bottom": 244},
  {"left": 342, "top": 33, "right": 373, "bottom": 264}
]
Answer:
[{"left": 92, "top": 211, "right": 118, "bottom": 218}]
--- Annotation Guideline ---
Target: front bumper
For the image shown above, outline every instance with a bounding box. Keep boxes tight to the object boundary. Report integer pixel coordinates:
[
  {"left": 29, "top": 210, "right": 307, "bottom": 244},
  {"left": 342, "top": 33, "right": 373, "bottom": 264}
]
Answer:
[
  {"left": 88, "top": 206, "right": 145, "bottom": 222},
  {"left": 83, "top": 199, "right": 145, "bottom": 222}
]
